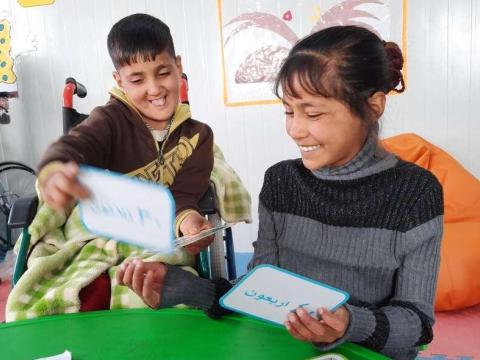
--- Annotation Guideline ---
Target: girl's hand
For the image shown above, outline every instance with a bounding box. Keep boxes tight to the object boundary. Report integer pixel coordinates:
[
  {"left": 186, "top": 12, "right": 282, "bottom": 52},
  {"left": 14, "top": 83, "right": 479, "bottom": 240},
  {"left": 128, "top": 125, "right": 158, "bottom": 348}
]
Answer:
[
  {"left": 285, "top": 306, "right": 350, "bottom": 344},
  {"left": 116, "top": 259, "right": 167, "bottom": 309}
]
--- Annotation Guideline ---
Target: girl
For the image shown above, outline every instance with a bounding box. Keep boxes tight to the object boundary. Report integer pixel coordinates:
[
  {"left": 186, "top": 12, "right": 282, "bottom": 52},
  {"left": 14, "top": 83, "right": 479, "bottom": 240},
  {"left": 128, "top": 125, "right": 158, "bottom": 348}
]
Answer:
[{"left": 117, "top": 26, "right": 443, "bottom": 360}]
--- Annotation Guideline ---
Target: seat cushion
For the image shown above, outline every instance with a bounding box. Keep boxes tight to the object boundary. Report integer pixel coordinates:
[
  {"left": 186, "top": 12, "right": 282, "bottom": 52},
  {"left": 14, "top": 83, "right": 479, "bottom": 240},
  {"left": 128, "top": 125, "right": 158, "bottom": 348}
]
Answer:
[{"left": 382, "top": 133, "right": 480, "bottom": 311}]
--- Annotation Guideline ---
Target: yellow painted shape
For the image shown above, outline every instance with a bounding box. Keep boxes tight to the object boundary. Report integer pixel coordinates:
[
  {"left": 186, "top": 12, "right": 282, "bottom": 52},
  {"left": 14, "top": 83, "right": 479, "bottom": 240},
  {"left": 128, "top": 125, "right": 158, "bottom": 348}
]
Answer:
[
  {"left": 0, "top": 19, "right": 17, "bottom": 84},
  {"left": 308, "top": 5, "right": 322, "bottom": 24},
  {"left": 17, "top": 0, "right": 55, "bottom": 7}
]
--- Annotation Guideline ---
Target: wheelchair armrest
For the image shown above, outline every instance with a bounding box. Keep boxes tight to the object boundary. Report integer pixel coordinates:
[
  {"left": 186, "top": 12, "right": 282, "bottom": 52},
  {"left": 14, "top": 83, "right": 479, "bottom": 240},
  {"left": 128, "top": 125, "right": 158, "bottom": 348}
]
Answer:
[
  {"left": 8, "top": 196, "right": 39, "bottom": 229},
  {"left": 198, "top": 184, "right": 217, "bottom": 215}
]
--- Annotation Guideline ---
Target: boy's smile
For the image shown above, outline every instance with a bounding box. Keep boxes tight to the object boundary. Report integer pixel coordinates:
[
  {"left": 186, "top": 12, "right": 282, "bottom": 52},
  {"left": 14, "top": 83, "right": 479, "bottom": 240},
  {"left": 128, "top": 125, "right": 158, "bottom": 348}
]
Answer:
[{"left": 113, "top": 52, "right": 183, "bottom": 130}]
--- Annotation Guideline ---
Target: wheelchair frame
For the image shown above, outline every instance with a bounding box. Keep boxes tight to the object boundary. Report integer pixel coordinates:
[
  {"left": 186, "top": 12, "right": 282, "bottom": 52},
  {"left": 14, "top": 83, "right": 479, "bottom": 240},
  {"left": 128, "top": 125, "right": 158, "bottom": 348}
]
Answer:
[{"left": 8, "top": 76, "right": 237, "bottom": 286}]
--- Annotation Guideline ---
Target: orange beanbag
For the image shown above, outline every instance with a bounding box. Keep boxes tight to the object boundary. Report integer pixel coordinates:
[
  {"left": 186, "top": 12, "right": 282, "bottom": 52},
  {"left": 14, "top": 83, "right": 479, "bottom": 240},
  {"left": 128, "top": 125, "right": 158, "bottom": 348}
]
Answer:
[{"left": 382, "top": 133, "right": 480, "bottom": 311}]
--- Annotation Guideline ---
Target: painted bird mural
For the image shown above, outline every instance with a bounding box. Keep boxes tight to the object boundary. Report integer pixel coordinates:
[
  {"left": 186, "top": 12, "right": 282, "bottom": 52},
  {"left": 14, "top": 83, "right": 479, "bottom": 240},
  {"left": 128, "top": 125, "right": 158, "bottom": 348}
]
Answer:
[{"left": 224, "top": 0, "right": 383, "bottom": 84}]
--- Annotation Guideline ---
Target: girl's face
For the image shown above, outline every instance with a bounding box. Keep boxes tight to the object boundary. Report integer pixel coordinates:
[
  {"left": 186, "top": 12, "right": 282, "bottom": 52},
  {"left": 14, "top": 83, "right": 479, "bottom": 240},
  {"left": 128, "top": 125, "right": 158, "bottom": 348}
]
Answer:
[{"left": 282, "top": 78, "right": 369, "bottom": 171}]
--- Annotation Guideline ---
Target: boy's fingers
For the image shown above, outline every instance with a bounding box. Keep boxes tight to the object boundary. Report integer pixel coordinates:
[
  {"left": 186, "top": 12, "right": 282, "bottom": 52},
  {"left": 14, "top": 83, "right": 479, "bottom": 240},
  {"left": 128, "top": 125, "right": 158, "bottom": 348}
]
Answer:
[
  {"left": 42, "top": 192, "right": 58, "bottom": 209},
  {"left": 181, "top": 213, "right": 211, "bottom": 235},
  {"left": 184, "top": 244, "right": 200, "bottom": 255},
  {"left": 47, "top": 184, "right": 72, "bottom": 209},
  {"left": 54, "top": 173, "right": 90, "bottom": 200},
  {"left": 54, "top": 174, "right": 79, "bottom": 194},
  {"left": 199, "top": 218, "right": 212, "bottom": 231},
  {"left": 63, "top": 162, "right": 80, "bottom": 177},
  {"left": 71, "top": 183, "right": 90, "bottom": 199}
]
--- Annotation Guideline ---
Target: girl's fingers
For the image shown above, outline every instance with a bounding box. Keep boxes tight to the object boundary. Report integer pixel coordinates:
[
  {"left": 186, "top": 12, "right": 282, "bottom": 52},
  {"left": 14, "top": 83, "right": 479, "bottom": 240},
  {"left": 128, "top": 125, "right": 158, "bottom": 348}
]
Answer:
[
  {"left": 284, "top": 321, "right": 307, "bottom": 341},
  {"left": 296, "top": 308, "right": 327, "bottom": 336},
  {"left": 287, "top": 312, "right": 316, "bottom": 341},
  {"left": 116, "top": 263, "right": 126, "bottom": 285},
  {"left": 122, "top": 260, "right": 136, "bottom": 287},
  {"left": 143, "top": 270, "right": 160, "bottom": 309},
  {"left": 131, "top": 260, "right": 145, "bottom": 295},
  {"left": 319, "top": 308, "right": 346, "bottom": 333}
]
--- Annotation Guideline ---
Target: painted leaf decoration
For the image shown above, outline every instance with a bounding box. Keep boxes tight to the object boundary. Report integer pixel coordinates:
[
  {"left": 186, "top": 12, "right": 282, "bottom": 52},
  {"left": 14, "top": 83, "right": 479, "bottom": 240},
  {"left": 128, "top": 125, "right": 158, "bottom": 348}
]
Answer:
[
  {"left": 311, "top": 0, "right": 383, "bottom": 35},
  {"left": 225, "top": 12, "right": 298, "bottom": 46}
]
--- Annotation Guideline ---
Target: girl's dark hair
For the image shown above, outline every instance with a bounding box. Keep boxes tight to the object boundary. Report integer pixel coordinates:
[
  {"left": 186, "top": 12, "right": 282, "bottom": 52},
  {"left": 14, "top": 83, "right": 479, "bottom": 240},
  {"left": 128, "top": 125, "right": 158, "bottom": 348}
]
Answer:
[
  {"left": 274, "top": 26, "right": 404, "bottom": 123},
  {"left": 107, "top": 13, "right": 176, "bottom": 69}
]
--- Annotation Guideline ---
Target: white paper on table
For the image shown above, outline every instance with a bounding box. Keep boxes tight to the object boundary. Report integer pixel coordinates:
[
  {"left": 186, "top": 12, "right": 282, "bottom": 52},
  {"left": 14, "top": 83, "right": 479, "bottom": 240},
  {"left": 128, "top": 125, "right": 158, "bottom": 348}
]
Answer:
[
  {"left": 77, "top": 166, "right": 175, "bottom": 253},
  {"left": 36, "top": 350, "right": 71, "bottom": 360},
  {"left": 220, "top": 265, "right": 349, "bottom": 326}
]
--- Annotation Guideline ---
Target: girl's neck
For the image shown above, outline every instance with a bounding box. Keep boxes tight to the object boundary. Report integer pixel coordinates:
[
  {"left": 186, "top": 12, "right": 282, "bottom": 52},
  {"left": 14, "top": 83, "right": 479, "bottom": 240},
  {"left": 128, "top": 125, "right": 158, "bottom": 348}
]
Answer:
[{"left": 312, "top": 135, "right": 397, "bottom": 181}]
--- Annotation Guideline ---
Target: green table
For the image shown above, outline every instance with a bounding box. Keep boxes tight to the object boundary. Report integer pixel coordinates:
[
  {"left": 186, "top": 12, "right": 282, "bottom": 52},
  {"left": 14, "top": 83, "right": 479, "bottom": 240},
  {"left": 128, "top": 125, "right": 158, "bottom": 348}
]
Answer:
[{"left": 0, "top": 309, "right": 388, "bottom": 360}]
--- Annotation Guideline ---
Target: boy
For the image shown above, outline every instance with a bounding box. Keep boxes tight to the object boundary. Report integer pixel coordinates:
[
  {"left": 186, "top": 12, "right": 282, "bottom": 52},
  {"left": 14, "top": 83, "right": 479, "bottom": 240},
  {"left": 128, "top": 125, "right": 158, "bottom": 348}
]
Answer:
[
  {"left": 39, "top": 13, "right": 214, "bottom": 252},
  {"left": 36, "top": 13, "right": 214, "bottom": 310}
]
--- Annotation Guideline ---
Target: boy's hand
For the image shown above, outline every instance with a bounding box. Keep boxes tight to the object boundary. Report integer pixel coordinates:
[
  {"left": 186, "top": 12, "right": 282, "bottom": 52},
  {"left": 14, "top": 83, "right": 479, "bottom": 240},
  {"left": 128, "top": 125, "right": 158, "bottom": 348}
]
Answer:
[
  {"left": 179, "top": 211, "right": 214, "bottom": 255},
  {"left": 41, "top": 162, "right": 90, "bottom": 209},
  {"left": 284, "top": 306, "right": 350, "bottom": 344},
  {"left": 116, "top": 259, "right": 167, "bottom": 309}
]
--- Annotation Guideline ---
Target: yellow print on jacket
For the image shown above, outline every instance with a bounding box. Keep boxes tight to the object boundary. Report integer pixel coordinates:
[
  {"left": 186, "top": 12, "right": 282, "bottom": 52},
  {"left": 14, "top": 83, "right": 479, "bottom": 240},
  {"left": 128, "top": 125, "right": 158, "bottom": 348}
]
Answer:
[{"left": 129, "top": 134, "right": 200, "bottom": 187}]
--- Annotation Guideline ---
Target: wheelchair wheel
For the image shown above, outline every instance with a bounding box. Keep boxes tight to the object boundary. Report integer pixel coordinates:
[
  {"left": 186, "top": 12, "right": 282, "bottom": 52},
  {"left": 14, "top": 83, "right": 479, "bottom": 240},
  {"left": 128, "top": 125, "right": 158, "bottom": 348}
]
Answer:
[{"left": 0, "top": 162, "right": 36, "bottom": 256}]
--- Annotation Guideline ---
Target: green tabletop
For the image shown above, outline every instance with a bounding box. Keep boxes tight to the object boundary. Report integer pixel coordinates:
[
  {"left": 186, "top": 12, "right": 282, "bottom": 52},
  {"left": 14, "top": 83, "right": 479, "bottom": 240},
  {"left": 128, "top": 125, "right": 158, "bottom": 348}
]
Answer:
[{"left": 0, "top": 309, "right": 388, "bottom": 360}]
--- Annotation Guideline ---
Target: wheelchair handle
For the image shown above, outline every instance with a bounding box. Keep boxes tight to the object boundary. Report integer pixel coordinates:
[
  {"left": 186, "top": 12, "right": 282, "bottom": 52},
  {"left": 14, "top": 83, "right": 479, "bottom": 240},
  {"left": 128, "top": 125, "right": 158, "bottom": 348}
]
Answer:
[
  {"left": 63, "top": 77, "right": 87, "bottom": 108},
  {"left": 179, "top": 73, "right": 189, "bottom": 104}
]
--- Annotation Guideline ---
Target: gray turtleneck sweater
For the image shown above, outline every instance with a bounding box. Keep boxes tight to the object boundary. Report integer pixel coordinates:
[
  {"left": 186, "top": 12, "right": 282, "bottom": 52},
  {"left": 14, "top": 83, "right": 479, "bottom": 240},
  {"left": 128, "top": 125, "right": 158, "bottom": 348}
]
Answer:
[{"left": 160, "top": 138, "right": 444, "bottom": 360}]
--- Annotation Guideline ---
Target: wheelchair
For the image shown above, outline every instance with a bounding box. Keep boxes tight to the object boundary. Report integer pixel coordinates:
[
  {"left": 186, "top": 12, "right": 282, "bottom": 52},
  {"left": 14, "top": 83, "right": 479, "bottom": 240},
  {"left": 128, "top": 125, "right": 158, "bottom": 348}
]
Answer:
[
  {"left": 8, "top": 76, "right": 236, "bottom": 287},
  {"left": 0, "top": 95, "right": 37, "bottom": 261}
]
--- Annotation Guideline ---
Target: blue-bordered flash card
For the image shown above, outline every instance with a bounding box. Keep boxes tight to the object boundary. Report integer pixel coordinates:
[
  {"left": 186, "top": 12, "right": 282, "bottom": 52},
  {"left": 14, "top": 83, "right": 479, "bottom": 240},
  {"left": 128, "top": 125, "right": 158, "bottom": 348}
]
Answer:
[
  {"left": 77, "top": 166, "right": 175, "bottom": 253},
  {"left": 220, "top": 265, "right": 349, "bottom": 326}
]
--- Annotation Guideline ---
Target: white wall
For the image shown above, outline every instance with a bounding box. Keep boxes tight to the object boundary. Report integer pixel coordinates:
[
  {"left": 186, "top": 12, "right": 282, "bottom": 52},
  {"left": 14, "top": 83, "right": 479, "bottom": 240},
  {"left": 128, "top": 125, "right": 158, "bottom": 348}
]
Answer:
[{"left": 0, "top": 0, "right": 478, "bottom": 252}]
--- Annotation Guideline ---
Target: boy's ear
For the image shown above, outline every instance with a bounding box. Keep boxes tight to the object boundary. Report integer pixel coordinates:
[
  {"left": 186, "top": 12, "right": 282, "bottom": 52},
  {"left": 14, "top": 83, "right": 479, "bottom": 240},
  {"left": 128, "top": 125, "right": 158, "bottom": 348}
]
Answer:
[
  {"left": 112, "top": 71, "right": 122, "bottom": 88},
  {"left": 368, "top": 91, "right": 386, "bottom": 119},
  {"left": 175, "top": 55, "right": 183, "bottom": 76}
]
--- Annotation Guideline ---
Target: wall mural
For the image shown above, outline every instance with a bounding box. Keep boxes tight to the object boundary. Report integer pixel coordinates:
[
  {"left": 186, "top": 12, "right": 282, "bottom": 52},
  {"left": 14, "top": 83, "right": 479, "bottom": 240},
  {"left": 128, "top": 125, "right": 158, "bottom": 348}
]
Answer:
[
  {"left": 218, "top": 0, "right": 407, "bottom": 106},
  {"left": 0, "top": 20, "right": 17, "bottom": 95},
  {"left": 0, "top": 3, "right": 39, "bottom": 124}
]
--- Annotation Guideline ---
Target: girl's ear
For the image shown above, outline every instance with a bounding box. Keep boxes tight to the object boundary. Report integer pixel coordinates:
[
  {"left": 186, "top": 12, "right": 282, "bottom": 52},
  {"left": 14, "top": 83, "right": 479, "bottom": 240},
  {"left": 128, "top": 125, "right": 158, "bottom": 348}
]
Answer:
[{"left": 368, "top": 91, "right": 386, "bottom": 119}]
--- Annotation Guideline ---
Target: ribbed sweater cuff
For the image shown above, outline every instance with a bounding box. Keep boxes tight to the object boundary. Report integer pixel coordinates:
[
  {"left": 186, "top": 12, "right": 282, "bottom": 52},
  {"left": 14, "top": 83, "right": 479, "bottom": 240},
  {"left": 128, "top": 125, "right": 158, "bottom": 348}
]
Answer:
[
  {"left": 159, "top": 265, "right": 233, "bottom": 319},
  {"left": 344, "top": 304, "right": 377, "bottom": 343},
  {"left": 159, "top": 265, "right": 216, "bottom": 309},
  {"left": 313, "top": 304, "right": 376, "bottom": 351}
]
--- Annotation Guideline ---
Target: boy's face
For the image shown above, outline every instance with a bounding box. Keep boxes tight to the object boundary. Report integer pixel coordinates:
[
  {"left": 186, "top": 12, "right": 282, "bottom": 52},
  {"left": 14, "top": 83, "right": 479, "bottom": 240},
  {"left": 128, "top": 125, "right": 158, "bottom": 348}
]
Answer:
[{"left": 113, "top": 52, "right": 182, "bottom": 128}]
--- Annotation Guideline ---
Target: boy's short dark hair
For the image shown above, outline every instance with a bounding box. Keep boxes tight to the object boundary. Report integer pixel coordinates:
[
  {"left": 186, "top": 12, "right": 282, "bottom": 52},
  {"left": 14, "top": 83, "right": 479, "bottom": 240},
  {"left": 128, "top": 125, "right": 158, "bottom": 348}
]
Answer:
[{"left": 107, "top": 13, "right": 176, "bottom": 69}]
